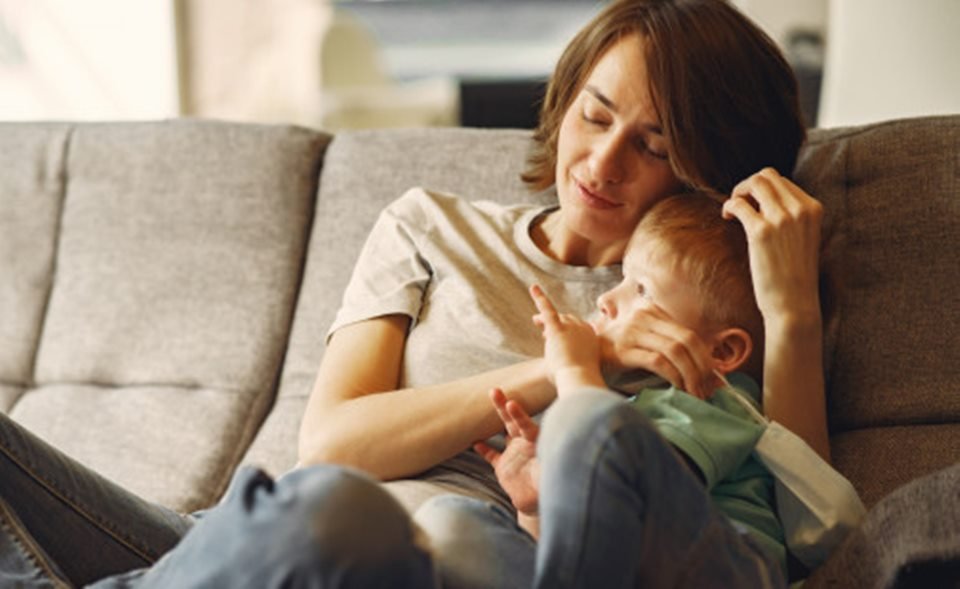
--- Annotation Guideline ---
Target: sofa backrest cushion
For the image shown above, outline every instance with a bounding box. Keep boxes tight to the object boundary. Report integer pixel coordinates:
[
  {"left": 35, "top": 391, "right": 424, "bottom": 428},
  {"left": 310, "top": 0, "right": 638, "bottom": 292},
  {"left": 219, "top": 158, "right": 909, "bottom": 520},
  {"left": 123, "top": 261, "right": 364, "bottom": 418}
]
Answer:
[
  {"left": 0, "top": 120, "right": 330, "bottom": 511},
  {"left": 794, "top": 115, "right": 960, "bottom": 505}
]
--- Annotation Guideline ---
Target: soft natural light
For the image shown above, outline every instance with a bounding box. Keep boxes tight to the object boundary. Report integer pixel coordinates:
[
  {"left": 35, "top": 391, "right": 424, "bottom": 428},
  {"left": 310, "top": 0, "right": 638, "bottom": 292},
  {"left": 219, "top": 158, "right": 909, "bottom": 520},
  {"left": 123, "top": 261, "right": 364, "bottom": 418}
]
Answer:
[{"left": 0, "top": 0, "right": 180, "bottom": 121}]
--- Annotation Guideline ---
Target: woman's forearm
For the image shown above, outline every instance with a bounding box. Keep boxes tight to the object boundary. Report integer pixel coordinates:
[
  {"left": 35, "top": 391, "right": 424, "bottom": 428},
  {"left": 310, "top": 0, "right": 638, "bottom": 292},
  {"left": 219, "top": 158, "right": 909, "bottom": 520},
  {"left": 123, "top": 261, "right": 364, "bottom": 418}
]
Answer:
[
  {"left": 762, "top": 310, "right": 831, "bottom": 462},
  {"left": 299, "top": 358, "right": 554, "bottom": 480}
]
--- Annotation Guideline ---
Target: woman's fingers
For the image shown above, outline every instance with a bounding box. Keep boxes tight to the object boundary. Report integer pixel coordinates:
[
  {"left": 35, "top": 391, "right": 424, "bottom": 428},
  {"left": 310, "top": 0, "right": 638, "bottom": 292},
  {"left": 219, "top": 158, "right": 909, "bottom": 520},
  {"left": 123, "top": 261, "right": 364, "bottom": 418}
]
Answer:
[
  {"left": 724, "top": 167, "right": 824, "bottom": 319},
  {"left": 620, "top": 329, "right": 709, "bottom": 398},
  {"left": 604, "top": 308, "right": 716, "bottom": 399},
  {"left": 726, "top": 168, "right": 822, "bottom": 234}
]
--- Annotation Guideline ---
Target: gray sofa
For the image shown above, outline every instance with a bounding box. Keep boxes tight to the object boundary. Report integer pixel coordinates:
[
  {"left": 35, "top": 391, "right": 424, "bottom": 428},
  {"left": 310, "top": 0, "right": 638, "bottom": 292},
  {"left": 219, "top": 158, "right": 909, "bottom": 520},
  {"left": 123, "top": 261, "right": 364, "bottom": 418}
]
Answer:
[{"left": 1, "top": 116, "right": 958, "bottom": 585}]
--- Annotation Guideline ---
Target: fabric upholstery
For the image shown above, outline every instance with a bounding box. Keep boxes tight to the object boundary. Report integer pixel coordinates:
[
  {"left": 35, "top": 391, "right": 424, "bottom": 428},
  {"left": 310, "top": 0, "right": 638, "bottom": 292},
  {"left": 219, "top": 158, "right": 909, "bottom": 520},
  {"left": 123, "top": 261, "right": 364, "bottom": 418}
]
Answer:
[
  {"left": 805, "top": 461, "right": 960, "bottom": 588},
  {"left": 0, "top": 124, "right": 72, "bottom": 413},
  {"left": 1, "top": 120, "right": 330, "bottom": 511},
  {"left": 794, "top": 116, "right": 960, "bottom": 507}
]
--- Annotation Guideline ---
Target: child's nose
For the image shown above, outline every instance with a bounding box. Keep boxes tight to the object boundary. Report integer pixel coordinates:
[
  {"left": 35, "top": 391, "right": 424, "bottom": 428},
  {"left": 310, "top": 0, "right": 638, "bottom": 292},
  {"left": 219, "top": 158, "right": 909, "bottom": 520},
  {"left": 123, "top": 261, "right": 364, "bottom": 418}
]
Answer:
[{"left": 597, "top": 292, "right": 617, "bottom": 319}]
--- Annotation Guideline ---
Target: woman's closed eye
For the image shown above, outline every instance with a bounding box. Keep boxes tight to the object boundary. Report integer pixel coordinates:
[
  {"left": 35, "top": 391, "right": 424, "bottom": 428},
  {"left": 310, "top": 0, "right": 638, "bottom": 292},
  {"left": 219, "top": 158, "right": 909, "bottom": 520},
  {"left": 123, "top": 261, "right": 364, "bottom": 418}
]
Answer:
[
  {"left": 635, "top": 137, "right": 669, "bottom": 161},
  {"left": 581, "top": 108, "right": 610, "bottom": 127}
]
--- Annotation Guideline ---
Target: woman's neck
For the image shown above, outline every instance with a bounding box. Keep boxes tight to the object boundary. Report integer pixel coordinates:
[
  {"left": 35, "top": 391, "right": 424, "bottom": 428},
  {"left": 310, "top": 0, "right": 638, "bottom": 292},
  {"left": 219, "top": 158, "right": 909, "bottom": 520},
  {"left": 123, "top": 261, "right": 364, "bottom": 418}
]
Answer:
[{"left": 531, "top": 209, "right": 626, "bottom": 267}]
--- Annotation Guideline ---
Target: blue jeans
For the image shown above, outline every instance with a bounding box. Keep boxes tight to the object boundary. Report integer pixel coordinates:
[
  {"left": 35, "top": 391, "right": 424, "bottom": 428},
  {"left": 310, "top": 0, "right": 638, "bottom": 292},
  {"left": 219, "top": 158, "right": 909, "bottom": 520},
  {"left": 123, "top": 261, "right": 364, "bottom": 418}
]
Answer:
[
  {"left": 0, "top": 411, "right": 433, "bottom": 588},
  {"left": 2, "top": 391, "right": 784, "bottom": 589},
  {"left": 416, "top": 390, "right": 786, "bottom": 589}
]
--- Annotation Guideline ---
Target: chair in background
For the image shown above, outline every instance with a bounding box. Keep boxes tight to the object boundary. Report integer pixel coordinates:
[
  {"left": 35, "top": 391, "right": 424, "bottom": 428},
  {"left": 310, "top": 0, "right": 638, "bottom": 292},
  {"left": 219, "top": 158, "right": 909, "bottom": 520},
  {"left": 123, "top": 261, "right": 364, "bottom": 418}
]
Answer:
[{"left": 318, "top": 9, "right": 458, "bottom": 130}]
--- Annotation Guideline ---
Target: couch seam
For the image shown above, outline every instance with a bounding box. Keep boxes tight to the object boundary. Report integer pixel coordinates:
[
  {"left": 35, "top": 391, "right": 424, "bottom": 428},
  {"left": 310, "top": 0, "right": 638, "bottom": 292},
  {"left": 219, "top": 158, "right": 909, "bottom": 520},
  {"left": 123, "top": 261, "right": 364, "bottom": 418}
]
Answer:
[
  {"left": 24, "top": 125, "right": 75, "bottom": 396},
  {"left": 823, "top": 135, "right": 852, "bottom": 439}
]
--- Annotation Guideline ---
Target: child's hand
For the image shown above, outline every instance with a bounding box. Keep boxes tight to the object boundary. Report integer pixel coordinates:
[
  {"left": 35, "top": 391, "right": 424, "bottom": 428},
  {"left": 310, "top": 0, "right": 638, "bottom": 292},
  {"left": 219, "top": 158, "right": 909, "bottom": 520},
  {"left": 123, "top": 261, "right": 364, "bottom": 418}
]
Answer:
[
  {"left": 594, "top": 305, "right": 718, "bottom": 399},
  {"left": 474, "top": 388, "right": 540, "bottom": 516},
  {"left": 529, "top": 284, "right": 605, "bottom": 394}
]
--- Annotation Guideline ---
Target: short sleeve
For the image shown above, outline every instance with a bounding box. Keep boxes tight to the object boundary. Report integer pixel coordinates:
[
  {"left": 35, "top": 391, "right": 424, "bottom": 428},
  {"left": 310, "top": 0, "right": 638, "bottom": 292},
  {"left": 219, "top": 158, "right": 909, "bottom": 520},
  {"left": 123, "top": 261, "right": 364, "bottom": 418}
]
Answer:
[
  {"left": 627, "top": 379, "right": 765, "bottom": 489},
  {"left": 327, "top": 189, "right": 433, "bottom": 339}
]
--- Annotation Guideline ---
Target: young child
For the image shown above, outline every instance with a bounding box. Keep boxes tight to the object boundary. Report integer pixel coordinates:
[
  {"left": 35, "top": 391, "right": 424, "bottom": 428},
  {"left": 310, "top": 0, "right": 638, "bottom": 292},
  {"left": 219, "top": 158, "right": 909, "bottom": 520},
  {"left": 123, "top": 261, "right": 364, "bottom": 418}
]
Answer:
[{"left": 475, "top": 191, "right": 789, "bottom": 576}]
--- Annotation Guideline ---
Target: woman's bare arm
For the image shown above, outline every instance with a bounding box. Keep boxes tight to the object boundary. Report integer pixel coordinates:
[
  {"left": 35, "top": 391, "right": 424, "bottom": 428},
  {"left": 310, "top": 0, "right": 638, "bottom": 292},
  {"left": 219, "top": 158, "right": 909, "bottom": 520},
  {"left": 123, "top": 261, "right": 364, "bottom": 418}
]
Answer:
[
  {"left": 723, "top": 168, "right": 831, "bottom": 461},
  {"left": 297, "top": 315, "right": 555, "bottom": 479}
]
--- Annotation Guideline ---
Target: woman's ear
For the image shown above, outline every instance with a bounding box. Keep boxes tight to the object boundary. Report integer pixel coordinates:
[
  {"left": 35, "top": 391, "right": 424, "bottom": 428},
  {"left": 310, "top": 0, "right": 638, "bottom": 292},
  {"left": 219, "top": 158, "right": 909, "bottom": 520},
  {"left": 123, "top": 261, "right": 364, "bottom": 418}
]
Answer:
[{"left": 710, "top": 327, "right": 753, "bottom": 375}]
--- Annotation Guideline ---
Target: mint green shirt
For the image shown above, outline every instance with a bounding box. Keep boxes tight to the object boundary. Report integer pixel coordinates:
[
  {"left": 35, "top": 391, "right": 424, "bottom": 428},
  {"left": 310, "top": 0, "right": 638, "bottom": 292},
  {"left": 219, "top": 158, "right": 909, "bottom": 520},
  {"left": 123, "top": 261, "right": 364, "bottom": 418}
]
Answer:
[{"left": 625, "top": 373, "right": 787, "bottom": 572}]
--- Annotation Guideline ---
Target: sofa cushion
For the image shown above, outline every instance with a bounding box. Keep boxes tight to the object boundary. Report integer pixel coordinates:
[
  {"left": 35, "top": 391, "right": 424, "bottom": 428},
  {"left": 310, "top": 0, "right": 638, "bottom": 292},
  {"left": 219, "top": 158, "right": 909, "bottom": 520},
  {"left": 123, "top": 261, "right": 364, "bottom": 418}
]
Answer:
[
  {"left": 795, "top": 115, "right": 960, "bottom": 505},
  {"left": 0, "top": 124, "right": 72, "bottom": 413},
  {"left": 242, "top": 127, "right": 550, "bottom": 473},
  {"left": 2, "top": 120, "right": 330, "bottom": 511}
]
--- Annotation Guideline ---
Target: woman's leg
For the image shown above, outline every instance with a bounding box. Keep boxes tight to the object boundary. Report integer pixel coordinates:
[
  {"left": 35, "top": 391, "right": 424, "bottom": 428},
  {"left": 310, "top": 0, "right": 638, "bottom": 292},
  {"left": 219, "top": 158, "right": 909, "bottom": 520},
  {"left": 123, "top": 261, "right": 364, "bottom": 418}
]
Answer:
[
  {"left": 93, "top": 465, "right": 437, "bottom": 589},
  {"left": 414, "top": 494, "right": 536, "bottom": 589},
  {"left": 0, "top": 411, "right": 191, "bottom": 587},
  {"left": 534, "top": 391, "right": 785, "bottom": 589}
]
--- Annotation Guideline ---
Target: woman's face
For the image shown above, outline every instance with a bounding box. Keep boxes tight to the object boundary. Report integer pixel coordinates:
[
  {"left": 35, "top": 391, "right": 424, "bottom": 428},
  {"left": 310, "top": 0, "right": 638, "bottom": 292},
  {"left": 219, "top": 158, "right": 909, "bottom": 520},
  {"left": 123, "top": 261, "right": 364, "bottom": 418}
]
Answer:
[{"left": 555, "top": 34, "right": 683, "bottom": 251}]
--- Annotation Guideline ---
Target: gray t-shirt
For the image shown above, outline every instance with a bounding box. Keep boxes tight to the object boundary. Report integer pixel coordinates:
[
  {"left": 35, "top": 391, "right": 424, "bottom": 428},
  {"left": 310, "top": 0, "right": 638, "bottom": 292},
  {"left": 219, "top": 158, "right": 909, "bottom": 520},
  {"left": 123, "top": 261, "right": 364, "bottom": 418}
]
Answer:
[{"left": 329, "top": 187, "right": 622, "bottom": 513}]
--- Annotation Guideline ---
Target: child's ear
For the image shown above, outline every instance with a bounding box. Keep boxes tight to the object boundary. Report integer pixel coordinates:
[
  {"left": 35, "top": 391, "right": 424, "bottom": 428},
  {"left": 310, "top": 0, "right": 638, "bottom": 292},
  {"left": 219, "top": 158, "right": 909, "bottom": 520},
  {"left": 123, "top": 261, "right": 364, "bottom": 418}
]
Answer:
[{"left": 710, "top": 328, "right": 753, "bottom": 374}]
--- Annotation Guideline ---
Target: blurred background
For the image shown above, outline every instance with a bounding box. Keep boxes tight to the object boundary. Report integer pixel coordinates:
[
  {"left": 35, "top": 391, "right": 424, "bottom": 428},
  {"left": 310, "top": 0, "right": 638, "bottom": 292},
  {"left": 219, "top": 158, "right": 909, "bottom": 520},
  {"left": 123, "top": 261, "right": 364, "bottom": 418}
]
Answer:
[{"left": 1, "top": 0, "right": 957, "bottom": 130}]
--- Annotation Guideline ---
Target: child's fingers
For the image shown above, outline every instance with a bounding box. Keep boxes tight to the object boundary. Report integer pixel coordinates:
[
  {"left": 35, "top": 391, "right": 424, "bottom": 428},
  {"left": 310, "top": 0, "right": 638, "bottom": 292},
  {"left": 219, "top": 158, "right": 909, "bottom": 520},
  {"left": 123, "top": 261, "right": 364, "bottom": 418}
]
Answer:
[
  {"left": 529, "top": 284, "right": 561, "bottom": 331},
  {"left": 490, "top": 388, "right": 521, "bottom": 438},
  {"left": 505, "top": 400, "right": 539, "bottom": 442},
  {"left": 473, "top": 441, "right": 500, "bottom": 465}
]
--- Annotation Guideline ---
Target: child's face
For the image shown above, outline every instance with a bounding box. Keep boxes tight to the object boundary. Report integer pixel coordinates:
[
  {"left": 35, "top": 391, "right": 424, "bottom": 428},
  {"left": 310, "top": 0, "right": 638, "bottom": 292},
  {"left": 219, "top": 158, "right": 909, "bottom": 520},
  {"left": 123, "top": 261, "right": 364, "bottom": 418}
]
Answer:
[{"left": 593, "top": 237, "right": 710, "bottom": 338}]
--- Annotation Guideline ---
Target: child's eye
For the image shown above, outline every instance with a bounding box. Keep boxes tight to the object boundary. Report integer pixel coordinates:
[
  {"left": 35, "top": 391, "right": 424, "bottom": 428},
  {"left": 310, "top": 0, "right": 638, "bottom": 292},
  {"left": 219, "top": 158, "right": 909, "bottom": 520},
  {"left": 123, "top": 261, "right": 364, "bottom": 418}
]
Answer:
[{"left": 636, "top": 283, "right": 651, "bottom": 299}]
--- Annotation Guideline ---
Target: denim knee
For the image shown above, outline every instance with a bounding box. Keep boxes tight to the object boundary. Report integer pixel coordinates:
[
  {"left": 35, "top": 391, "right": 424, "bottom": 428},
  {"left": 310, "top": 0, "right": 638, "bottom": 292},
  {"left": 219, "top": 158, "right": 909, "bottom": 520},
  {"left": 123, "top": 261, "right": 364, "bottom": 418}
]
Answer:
[
  {"left": 539, "top": 389, "right": 658, "bottom": 472},
  {"left": 414, "top": 495, "right": 534, "bottom": 589},
  {"left": 128, "top": 465, "right": 435, "bottom": 589},
  {"left": 263, "top": 465, "right": 435, "bottom": 588}
]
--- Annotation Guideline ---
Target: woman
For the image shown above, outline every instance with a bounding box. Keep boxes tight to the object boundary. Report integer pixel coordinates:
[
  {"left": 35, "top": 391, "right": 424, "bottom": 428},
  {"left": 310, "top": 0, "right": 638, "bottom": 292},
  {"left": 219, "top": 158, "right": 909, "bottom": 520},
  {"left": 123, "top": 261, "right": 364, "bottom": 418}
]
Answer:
[
  {"left": 0, "top": 0, "right": 825, "bottom": 587},
  {"left": 295, "top": 0, "right": 824, "bottom": 586}
]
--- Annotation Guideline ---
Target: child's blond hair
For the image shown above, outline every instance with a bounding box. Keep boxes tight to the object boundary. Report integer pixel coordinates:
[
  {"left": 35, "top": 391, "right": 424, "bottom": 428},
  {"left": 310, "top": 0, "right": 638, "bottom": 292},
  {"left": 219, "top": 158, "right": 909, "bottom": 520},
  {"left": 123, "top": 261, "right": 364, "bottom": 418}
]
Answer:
[{"left": 632, "top": 192, "right": 764, "bottom": 378}]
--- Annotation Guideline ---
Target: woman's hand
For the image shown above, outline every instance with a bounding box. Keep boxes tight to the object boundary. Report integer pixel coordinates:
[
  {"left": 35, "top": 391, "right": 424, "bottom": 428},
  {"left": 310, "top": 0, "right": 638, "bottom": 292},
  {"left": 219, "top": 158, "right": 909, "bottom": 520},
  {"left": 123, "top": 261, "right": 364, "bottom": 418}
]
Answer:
[
  {"left": 722, "top": 167, "right": 831, "bottom": 460},
  {"left": 474, "top": 388, "right": 541, "bottom": 516},
  {"left": 722, "top": 167, "right": 824, "bottom": 322},
  {"left": 596, "top": 305, "right": 717, "bottom": 400},
  {"left": 529, "top": 285, "right": 605, "bottom": 394}
]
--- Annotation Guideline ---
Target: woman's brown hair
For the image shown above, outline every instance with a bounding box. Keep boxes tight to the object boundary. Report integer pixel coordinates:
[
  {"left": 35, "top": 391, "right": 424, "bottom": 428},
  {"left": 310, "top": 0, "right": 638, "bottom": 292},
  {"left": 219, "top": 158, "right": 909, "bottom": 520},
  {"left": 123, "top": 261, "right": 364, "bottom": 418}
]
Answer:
[{"left": 522, "top": 0, "right": 806, "bottom": 194}]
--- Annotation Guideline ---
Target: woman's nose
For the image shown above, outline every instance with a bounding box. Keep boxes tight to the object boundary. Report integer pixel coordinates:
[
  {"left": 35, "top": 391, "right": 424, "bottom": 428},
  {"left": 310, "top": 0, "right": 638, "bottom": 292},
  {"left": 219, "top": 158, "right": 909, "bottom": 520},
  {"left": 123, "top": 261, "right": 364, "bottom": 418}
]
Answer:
[
  {"left": 597, "top": 291, "right": 617, "bottom": 319},
  {"left": 588, "top": 135, "right": 625, "bottom": 185}
]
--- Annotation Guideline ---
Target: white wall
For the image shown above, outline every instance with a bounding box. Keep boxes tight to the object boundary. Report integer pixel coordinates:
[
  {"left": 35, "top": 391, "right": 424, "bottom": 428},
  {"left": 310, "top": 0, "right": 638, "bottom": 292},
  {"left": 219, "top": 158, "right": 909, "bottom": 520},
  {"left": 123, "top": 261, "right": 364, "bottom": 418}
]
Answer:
[
  {"left": 818, "top": 0, "right": 960, "bottom": 127},
  {"left": 0, "top": 0, "right": 180, "bottom": 121}
]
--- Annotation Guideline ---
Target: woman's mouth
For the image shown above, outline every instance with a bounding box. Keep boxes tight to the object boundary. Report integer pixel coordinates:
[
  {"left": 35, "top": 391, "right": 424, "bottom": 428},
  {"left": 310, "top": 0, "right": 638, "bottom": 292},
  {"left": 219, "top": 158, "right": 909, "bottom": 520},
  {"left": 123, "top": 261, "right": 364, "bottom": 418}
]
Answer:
[{"left": 576, "top": 182, "right": 620, "bottom": 210}]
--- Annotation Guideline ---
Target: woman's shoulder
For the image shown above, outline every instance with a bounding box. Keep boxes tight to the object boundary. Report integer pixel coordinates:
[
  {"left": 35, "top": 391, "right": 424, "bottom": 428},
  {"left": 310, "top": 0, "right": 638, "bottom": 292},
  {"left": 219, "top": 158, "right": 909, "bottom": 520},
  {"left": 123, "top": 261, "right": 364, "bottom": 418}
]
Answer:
[{"left": 384, "top": 187, "right": 547, "bottom": 231}]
